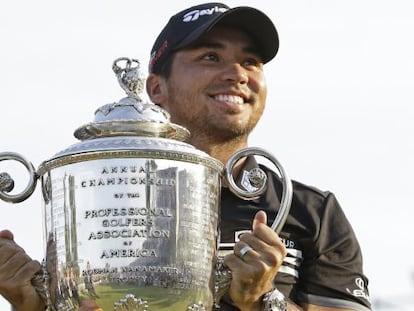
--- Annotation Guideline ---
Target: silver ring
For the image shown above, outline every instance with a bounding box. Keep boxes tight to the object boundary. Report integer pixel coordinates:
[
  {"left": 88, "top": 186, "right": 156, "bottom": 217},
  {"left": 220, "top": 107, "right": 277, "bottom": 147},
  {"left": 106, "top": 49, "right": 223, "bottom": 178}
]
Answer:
[{"left": 237, "top": 244, "right": 253, "bottom": 258}]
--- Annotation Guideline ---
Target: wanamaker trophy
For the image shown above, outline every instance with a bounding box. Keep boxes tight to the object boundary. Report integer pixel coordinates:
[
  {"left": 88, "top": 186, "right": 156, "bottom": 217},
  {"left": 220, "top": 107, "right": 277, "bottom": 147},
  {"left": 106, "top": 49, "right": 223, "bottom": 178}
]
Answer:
[{"left": 0, "top": 57, "right": 293, "bottom": 311}]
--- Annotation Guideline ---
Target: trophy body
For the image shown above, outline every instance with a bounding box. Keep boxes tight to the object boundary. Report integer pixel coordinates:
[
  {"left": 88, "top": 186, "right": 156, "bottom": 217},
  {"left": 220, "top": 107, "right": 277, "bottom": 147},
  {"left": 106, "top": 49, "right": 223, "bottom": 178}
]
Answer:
[{"left": 39, "top": 138, "right": 222, "bottom": 311}]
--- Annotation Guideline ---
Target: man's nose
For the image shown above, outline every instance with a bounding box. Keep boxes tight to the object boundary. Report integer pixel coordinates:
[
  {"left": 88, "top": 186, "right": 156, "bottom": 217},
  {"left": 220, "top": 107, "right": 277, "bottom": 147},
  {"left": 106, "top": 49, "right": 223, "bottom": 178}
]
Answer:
[{"left": 220, "top": 63, "right": 248, "bottom": 84}]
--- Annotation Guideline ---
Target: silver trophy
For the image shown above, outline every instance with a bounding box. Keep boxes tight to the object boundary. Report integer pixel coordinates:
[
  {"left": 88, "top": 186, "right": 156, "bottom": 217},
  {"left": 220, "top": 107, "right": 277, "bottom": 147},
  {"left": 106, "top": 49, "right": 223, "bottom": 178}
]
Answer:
[{"left": 0, "top": 57, "right": 292, "bottom": 311}]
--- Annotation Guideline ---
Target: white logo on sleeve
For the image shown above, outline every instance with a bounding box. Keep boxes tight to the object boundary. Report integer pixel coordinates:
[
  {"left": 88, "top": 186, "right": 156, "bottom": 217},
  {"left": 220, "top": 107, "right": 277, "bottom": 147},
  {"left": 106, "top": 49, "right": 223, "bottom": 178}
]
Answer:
[{"left": 346, "top": 278, "right": 371, "bottom": 302}]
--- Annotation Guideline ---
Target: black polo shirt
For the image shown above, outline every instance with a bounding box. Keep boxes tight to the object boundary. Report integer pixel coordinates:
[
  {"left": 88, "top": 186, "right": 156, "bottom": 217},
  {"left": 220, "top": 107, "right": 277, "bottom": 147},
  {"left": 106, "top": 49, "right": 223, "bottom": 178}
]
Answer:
[{"left": 218, "top": 157, "right": 371, "bottom": 310}]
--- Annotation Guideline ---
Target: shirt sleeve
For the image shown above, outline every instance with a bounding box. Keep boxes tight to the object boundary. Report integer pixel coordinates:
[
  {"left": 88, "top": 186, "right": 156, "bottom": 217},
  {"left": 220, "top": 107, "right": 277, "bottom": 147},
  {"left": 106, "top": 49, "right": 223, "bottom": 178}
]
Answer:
[{"left": 295, "top": 193, "right": 372, "bottom": 310}]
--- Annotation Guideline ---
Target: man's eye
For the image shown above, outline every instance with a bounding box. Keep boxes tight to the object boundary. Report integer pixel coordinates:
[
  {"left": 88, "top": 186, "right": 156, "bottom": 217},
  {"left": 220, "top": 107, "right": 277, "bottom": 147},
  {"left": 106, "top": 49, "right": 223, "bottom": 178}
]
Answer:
[
  {"left": 201, "top": 53, "right": 219, "bottom": 62},
  {"left": 243, "top": 57, "right": 261, "bottom": 67}
]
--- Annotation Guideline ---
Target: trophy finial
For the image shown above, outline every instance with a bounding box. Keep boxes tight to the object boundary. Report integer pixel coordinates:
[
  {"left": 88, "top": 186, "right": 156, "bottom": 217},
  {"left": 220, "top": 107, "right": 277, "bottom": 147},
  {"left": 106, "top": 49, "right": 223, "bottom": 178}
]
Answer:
[
  {"left": 112, "top": 57, "right": 145, "bottom": 99},
  {"left": 73, "top": 57, "right": 190, "bottom": 142}
]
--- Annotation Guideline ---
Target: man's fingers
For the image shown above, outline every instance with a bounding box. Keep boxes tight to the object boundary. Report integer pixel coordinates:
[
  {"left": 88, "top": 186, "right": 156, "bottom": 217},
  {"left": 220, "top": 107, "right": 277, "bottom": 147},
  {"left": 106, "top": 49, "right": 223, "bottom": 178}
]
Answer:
[
  {"left": 252, "top": 211, "right": 267, "bottom": 231},
  {"left": 0, "top": 230, "right": 14, "bottom": 240}
]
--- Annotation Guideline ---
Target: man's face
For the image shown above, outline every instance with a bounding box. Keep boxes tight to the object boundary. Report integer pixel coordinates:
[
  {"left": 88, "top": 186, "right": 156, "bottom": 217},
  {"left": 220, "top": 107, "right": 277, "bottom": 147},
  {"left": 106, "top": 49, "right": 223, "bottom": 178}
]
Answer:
[{"left": 161, "top": 26, "right": 267, "bottom": 142}]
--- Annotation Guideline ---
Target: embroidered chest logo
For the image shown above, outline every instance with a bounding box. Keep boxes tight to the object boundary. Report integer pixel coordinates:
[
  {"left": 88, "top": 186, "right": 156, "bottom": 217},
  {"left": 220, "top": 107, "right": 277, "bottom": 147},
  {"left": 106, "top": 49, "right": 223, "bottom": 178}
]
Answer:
[
  {"left": 241, "top": 170, "right": 259, "bottom": 192},
  {"left": 346, "top": 278, "right": 371, "bottom": 302}
]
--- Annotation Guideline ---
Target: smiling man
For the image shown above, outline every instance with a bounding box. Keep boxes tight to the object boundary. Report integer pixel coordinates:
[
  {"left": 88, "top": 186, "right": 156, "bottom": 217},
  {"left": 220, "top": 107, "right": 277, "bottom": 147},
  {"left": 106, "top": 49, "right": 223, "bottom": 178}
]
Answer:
[{"left": 146, "top": 2, "right": 372, "bottom": 311}]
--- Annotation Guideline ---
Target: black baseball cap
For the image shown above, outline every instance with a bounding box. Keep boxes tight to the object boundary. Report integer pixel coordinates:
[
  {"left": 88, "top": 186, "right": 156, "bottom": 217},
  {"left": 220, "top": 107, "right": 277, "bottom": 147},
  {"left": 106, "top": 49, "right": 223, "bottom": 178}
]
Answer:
[{"left": 149, "top": 2, "right": 279, "bottom": 73}]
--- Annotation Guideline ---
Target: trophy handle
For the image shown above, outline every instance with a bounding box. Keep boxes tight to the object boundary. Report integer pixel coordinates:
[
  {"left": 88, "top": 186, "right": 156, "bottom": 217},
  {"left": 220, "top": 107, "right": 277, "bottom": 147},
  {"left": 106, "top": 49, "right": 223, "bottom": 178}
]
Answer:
[
  {"left": 0, "top": 152, "right": 38, "bottom": 203},
  {"left": 215, "top": 147, "right": 293, "bottom": 309},
  {"left": 224, "top": 146, "right": 293, "bottom": 233}
]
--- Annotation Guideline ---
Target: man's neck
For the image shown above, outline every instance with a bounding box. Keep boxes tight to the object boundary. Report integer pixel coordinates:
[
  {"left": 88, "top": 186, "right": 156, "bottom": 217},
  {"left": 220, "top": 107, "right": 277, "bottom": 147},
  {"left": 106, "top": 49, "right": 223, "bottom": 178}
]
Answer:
[{"left": 188, "top": 137, "right": 248, "bottom": 165}]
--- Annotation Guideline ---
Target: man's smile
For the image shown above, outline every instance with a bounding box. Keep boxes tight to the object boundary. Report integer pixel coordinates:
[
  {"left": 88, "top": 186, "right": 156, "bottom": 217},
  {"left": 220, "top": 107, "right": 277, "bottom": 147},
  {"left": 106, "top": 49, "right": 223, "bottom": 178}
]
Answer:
[{"left": 214, "top": 94, "right": 245, "bottom": 105}]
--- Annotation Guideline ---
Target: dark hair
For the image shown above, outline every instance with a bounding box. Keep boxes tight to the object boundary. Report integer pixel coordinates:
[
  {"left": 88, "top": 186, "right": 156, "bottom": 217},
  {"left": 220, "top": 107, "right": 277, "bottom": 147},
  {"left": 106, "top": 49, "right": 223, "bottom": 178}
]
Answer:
[{"left": 154, "top": 53, "right": 175, "bottom": 78}]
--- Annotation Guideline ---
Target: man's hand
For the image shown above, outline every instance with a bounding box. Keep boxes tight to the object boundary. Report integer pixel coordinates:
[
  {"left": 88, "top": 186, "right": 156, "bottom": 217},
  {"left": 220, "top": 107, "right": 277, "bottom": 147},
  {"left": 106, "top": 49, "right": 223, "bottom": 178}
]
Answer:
[
  {"left": 0, "top": 230, "right": 45, "bottom": 311},
  {"left": 224, "top": 211, "right": 287, "bottom": 311}
]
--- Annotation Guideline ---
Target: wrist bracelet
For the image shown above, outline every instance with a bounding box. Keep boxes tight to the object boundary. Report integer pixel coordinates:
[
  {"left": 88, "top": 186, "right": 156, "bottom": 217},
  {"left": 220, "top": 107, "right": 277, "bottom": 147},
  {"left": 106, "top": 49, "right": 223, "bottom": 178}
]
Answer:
[{"left": 262, "top": 288, "right": 287, "bottom": 311}]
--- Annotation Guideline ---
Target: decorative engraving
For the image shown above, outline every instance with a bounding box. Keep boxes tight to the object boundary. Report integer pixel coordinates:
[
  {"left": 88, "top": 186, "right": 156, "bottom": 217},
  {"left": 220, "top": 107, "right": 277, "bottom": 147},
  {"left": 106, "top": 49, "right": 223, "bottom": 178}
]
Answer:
[
  {"left": 0, "top": 172, "right": 14, "bottom": 193},
  {"left": 38, "top": 135, "right": 222, "bottom": 176},
  {"left": 247, "top": 167, "right": 267, "bottom": 188},
  {"left": 186, "top": 302, "right": 207, "bottom": 310},
  {"left": 112, "top": 57, "right": 145, "bottom": 99},
  {"left": 214, "top": 256, "right": 232, "bottom": 309},
  {"left": 113, "top": 294, "right": 148, "bottom": 311}
]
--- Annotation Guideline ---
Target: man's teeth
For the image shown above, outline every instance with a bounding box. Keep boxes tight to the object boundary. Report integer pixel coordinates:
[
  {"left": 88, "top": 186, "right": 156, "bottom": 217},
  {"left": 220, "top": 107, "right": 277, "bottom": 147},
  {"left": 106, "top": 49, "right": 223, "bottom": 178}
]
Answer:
[{"left": 214, "top": 94, "right": 244, "bottom": 104}]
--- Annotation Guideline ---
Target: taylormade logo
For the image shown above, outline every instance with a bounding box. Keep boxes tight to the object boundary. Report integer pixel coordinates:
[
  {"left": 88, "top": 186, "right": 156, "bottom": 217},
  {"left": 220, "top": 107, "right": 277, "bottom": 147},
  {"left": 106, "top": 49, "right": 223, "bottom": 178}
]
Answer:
[{"left": 182, "top": 6, "right": 228, "bottom": 22}]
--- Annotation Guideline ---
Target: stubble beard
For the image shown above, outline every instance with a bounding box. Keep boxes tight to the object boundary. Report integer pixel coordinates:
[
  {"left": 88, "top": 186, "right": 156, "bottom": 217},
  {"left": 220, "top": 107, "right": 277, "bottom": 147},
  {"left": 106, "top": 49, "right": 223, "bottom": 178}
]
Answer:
[{"left": 167, "top": 83, "right": 262, "bottom": 144}]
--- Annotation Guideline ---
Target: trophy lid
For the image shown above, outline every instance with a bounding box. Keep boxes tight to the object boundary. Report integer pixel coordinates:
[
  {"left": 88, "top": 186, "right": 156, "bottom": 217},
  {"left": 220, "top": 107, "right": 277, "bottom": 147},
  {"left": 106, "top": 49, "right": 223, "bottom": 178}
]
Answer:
[{"left": 73, "top": 57, "right": 190, "bottom": 142}]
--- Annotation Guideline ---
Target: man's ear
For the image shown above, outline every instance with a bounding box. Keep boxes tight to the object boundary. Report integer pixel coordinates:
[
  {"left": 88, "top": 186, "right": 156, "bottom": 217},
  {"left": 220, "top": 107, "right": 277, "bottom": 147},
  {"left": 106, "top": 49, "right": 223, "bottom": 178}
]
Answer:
[{"left": 146, "top": 74, "right": 168, "bottom": 109}]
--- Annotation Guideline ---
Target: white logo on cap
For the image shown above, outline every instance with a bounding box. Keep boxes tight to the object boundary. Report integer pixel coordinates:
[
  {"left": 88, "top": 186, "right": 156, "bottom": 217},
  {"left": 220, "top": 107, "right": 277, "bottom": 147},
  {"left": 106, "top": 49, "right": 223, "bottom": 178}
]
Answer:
[{"left": 182, "top": 6, "right": 228, "bottom": 22}]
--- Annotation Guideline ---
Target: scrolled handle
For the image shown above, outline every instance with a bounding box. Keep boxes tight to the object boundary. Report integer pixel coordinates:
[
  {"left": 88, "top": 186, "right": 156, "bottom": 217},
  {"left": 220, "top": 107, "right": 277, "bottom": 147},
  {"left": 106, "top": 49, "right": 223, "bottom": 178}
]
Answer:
[
  {"left": 215, "top": 147, "right": 293, "bottom": 308},
  {"left": 224, "top": 146, "right": 293, "bottom": 233},
  {"left": 0, "top": 152, "right": 38, "bottom": 203}
]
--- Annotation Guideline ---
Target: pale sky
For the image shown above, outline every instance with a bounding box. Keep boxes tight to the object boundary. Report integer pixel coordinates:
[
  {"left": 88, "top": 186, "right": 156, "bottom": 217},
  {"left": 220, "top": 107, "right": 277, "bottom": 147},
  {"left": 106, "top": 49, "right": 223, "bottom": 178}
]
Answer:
[{"left": 1, "top": 1, "right": 413, "bottom": 310}]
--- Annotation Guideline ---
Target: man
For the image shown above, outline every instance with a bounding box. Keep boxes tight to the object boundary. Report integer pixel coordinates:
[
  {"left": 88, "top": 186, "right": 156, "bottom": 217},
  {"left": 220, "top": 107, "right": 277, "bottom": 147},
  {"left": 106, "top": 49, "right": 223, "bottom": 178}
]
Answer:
[
  {"left": 0, "top": 2, "right": 371, "bottom": 311},
  {"left": 146, "top": 2, "right": 371, "bottom": 311}
]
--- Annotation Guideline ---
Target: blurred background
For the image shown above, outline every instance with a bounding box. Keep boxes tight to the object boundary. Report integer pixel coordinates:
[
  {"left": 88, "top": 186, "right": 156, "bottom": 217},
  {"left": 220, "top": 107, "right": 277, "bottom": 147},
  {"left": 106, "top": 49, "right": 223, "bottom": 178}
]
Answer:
[{"left": 1, "top": 1, "right": 413, "bottom": 309}]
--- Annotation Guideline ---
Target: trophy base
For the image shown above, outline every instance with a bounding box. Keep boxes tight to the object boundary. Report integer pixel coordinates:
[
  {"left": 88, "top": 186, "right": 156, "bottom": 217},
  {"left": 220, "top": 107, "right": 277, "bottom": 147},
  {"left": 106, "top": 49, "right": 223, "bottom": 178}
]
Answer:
[{"left": 55, "top": 286, "right": 209, "bottom": 310}]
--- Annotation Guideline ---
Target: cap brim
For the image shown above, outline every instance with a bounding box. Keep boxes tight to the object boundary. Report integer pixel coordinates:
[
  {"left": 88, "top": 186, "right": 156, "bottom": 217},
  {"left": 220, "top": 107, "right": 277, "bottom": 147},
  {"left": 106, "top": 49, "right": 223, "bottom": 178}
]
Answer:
[{"left": 176, "top": 7, "right": 279, "bottom": 64}]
